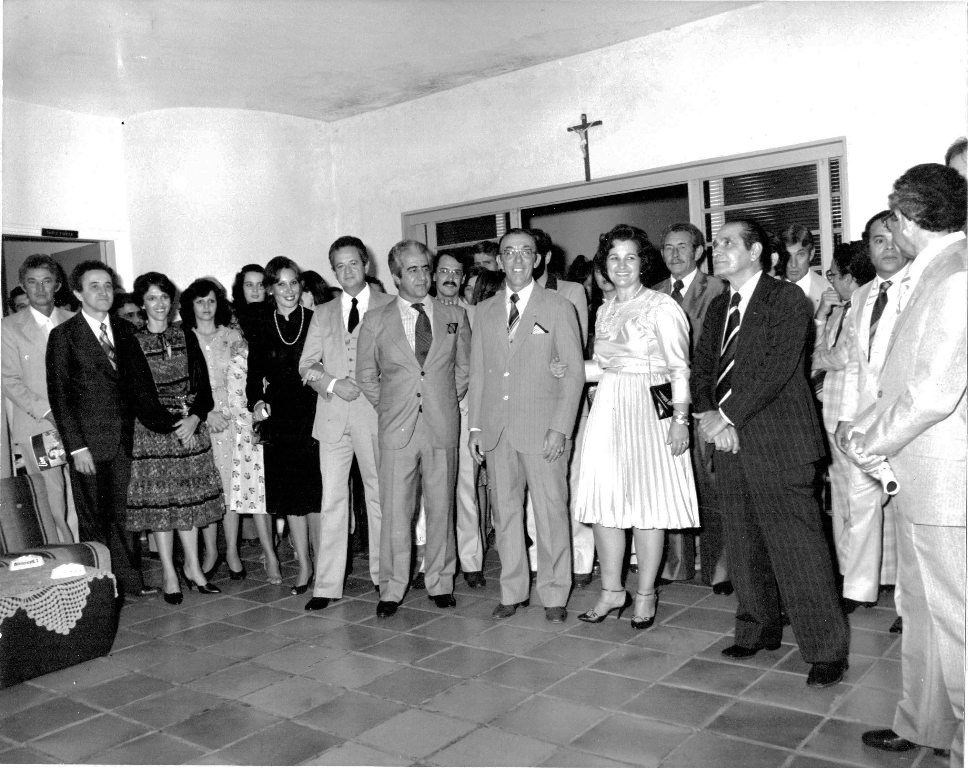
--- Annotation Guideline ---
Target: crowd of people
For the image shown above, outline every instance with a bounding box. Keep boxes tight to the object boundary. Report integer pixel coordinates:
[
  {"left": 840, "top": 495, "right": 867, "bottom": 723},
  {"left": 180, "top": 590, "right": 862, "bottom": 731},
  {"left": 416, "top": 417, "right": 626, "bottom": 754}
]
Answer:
[{"left": 2, "top": 140, "right": 965, "bottom": 764}]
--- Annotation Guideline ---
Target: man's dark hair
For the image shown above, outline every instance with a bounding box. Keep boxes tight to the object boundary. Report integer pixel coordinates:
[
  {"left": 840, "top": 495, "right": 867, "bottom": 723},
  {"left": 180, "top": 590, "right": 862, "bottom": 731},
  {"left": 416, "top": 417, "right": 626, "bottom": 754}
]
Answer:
[
  {"left": 889, "top": 163, "right": 968, "bottom": 233},
  {"left": 471, "top": 270, "right": 506, "bottom": 305},
  {"left": 731, "top": 219, "right": 773, "bottom": 272},
  {"left": 780, "top": 223, "right": 816, "bottom": 252},
  {"left": 133, "top": 272, "right": 178, "bottom": 309},
  {"left": 180, "top": 278, "right": 233, "bottom": 329},
  {"left": 944, "top": 137, "right": 967, "bottom": 167},
  {"left": 69, "top": 260, "right": 117, "bottom": 293},
  {"left": 328, "top": 236, "right": 370, "bottom": 270},
  {"left": 497, "top": 228, "right": 536, "bottom": 253},
  {"left": 469, "top": 240, "right": 500, "bottom": 259},
  {"left": 769, "top": 233, "right": 788, "bottom": 277},
  {"left": 433, "top": 251, "right": 465, "bottom": 273},
  {"left": 862, "top": 210, "right": 893, "bottom": 247},
  {"left": 231, "top": 263, "right": 264, "bottom": 307},
  {"left": 832, "top": 241, "right": 876, "bottom": 286},
  {"left": 660, "top": 222, "right": 705, "bottom": 252},
  {"left": 593, "top": 224, "right": 656, "bottom": 285},
  {"left": 19, "top": 254, "right": 61, "bottom": 285}
]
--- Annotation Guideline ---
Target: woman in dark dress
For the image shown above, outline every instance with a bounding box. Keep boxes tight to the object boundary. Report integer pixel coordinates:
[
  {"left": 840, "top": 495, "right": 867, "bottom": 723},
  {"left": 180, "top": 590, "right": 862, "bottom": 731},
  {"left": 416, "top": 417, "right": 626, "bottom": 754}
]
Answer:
[
  {"left": 246, "top": 257, "right": 322, "bottom": 595},
  {"left": 126, "top": 272, "right": 224, "bottom": 605}
]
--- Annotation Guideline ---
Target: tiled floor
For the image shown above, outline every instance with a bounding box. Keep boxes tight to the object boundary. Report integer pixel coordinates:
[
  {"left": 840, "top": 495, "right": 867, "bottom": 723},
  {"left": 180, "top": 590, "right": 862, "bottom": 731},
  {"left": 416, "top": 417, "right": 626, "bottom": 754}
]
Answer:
[{"left": 0, "top": 543, "right": 950, "bottom": 767}]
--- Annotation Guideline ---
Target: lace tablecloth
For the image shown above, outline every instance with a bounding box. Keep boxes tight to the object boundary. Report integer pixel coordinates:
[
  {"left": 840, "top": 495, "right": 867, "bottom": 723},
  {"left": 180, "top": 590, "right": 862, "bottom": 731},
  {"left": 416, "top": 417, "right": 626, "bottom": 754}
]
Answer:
[{"left": 0, "top": 563, "right": 116, "bottom": 635}]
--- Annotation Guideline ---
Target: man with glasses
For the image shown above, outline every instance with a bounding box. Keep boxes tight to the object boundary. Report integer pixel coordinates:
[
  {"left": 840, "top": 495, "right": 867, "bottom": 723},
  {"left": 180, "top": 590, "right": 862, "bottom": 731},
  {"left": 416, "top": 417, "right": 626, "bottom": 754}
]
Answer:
[
  {"left": 468, "top": 229, "right": 584, "bottom": 622},
  {"left": 653, "top": 223, "right": 729, "bottom": 593},
  {"left": 848, "top": 164, "right": 966, "bottom": 764}
]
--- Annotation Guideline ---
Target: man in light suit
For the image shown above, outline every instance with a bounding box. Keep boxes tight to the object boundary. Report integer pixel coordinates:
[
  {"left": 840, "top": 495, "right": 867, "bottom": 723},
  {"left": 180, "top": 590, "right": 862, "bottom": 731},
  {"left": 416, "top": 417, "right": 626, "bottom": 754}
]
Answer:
[
  {"left": 468, "top": 228, "right": 585, "bottom": 623},
  {"left": 851, "top": 165, "right": 966, "bottom": 765},
  {"left": 653, "top": 223, "right": 729, "bottom": 592},
  {"left": 300, "top": 236, "right": 394, "bottom": 611},
  {"left": 2, "top": 254, "right": 76, "bottom": 543},
  {"left": 357, "top": 240, "right": 471, "bottom": 618},
  {"left": 832, "top": 214, "right": 908, "bottom": 611},
  {"left": 781, "top": 224, "right": 834, "bottom": 316},
  {"left": 692, "top": 219, "right": 848, "bottom": 688}
]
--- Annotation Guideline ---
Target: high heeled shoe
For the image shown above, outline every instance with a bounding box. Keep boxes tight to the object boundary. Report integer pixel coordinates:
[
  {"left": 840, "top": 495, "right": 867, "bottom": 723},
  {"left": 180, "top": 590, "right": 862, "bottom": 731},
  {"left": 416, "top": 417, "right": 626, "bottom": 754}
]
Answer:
[
  {"left": 202, "top": 553, "right": 225, "bottom": 582},
  {"left": 182, "top": 570, "right": 222, "bottom": 594},
  {"left": 631, "top": 591, "right": 657, "bottom": 630},
  {"left": 229, "top": 564, "right": 247, "bottom": 581},
  {"left": 578, "top": 589, "right": 633, "bottom": 623},
  {"left": 163, "top": 589, "right": 184, "bottom": 605}
]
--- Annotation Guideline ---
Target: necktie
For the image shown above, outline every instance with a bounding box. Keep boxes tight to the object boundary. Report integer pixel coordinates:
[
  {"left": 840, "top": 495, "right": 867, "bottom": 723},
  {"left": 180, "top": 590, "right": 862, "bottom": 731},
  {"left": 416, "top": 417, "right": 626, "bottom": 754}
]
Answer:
[
  {"left": 671, "top": 280, "right": 684, "bottom": 305},
  {"left": 716, "top": 293, "right": 742, "bottom": 406},
  {"left": 833, "top": 300, "right": 851, "bottom": 346},
  {"left": 868, "top": 281, "right": 891, "bottom": 357},
  {"left": 412, "top": 303, "right": 432, "bottom": 365},
  {"left": 508, "top": 293, "right": 520, "bottom": 340},
  {"left": 99, "top": 322, "right": 117, "bottom": 370},
  {"left": 347, "top": 297, "right": 360, "bottom": 333}
]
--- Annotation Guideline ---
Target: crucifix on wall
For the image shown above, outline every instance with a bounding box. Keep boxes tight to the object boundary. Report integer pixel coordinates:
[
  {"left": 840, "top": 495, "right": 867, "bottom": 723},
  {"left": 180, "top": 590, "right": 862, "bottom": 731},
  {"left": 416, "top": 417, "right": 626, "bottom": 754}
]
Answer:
[{"left": 567, "top": 112, "right": 603, "bottom": 182}]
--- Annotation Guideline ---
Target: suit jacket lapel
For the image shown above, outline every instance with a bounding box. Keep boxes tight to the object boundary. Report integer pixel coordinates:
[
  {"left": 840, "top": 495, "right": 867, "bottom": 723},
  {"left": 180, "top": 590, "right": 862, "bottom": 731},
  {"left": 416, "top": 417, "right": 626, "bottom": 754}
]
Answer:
[
  {"left": 386, "top": 302, "right": 417, "bottom": 365},
  {"left": 735, "top": 276, "right": 769, "bottom": 362},
  {"left": 508, "top": 285, "right": 541, "bottom": 359},
  {"left": 683, "top": 272, "right": 707, "bottom": 314},
  {"left": 426, "top": 300, "right": 447, "bottom": 364},
  {"left": 17, "top": 309, "right": 44, "bottom": 346}
]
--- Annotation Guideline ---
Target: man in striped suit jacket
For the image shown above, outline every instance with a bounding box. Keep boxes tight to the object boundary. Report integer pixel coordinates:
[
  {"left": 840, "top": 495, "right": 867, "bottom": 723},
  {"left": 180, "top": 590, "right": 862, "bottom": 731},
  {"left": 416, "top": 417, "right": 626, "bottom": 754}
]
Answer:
[{"left": 691, "top": 219, "right": 848, "bottom": 688}]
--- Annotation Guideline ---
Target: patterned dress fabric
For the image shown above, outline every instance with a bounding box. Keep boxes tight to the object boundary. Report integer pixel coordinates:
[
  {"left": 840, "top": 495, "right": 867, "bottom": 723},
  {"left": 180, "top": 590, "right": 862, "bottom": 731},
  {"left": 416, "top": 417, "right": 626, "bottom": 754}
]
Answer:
[
  {"left": 126, "top": 325, "right": 225, "bottom": 532},
  {"left": 575, "top": 290, "right": 699, "bottom": 530},
  {"left": 226, "top": 342, "right": 266, "bottom": 514}
]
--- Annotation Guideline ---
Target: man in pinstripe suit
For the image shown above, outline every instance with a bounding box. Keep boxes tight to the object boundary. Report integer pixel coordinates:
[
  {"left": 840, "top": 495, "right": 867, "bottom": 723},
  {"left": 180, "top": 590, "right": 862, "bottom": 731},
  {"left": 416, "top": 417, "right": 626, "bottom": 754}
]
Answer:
[
  {"left": 691, "top": 219, "right": 849, "bottom": 688},
  {"left": 468, "top": 229, "right": 585, "bottom": 623}
]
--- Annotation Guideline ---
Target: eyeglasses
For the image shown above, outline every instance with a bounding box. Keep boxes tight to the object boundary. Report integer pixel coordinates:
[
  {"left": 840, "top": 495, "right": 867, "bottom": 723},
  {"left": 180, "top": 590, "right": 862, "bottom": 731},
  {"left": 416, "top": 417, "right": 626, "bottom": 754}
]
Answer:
[
  {"left": 501, "top": 247, "right": 536, "bottom": 259},
  {"left": 436, "top": 268, "right": 463, "bottom": 278}
]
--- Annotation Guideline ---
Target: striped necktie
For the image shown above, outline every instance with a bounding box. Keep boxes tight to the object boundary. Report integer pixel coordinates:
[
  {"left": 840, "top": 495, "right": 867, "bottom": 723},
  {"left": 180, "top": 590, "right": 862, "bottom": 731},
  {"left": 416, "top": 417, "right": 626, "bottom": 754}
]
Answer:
[
  {"left": 508, "top": 293, "right": 520, "bottom": 340},
  {"left": 833, "top": 300, "right": 851, "bottom": 346},
  {"left": 716, "top": 293, "right": 742, "bottom": 406},
  {"left": 412, "top": 303, "right": 432, "bottom": 365},
  {"left": 868, "top": 281, "right": 891, "bottom": 358},
  {"left": 99, "top": 322, "right": 117, "bottom": 370},
  {"left": 671, "top": 280, "right": 684, "bottom": 305}
]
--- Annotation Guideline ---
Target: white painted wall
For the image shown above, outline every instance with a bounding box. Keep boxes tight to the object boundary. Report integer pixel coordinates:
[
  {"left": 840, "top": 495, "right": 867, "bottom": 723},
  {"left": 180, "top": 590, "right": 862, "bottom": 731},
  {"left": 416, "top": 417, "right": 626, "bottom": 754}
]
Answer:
[{"left": 2, "top": 100, "right": 133, "bottom": 282}]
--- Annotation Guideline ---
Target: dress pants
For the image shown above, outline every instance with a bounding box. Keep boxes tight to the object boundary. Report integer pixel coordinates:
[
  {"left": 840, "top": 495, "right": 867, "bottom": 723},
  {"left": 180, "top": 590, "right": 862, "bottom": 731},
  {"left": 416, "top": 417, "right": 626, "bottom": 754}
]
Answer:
[
  {"left": 378, "top": 414, "right": 456, "bottom": 602},
  {"left": 489, "top": 431, "right": 571, "bottom": 608},
  {"left": 69, "top": 449, "right": 146, "bottom": 595},
  {"left": 716, "top": 453, "right": 848, "bottom": 663},
  {"left": 311, "top": 419, "right": 382, "bottom": 598},
  {"left": 456, "top": 404, "right": 483, "bottom": 572}
]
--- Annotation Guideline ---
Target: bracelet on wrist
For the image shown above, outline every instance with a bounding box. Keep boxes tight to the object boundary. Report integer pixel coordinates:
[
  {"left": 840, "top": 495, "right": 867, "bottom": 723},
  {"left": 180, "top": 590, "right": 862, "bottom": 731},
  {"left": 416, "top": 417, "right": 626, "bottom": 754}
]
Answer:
[{"left": 672, "top": 412, "right": 690, "bottom": 426}]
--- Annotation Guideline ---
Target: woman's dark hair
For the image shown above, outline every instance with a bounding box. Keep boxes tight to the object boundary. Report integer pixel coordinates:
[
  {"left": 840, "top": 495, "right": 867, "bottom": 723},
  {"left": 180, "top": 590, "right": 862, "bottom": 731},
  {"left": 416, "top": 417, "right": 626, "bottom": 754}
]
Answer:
[
  {"left": 231, "top": 264, "right": 265, "bottom": 306},
  {"left": 133, "top": 272, "right": 178, "bottom": 315},
  {"left": 471, "top": 270, "right": 505, "bottom": 305},
  {"left": 301, "top": 270, "right": 334, "bottom": 305},
  {"left": 769, "top": 234, "right": 788, "bottom": 278},
  {"left": 180, "top": 278, "right": 233, "bottom": 329},
  {"left": 263, "top": 256, "right": 302, "bottom": 289},
  {"left": 593, "top": 225, "right": 656, "bottom": 285},
  {"left": 564, "top": 254, "right": 595, "bottom": 286}
]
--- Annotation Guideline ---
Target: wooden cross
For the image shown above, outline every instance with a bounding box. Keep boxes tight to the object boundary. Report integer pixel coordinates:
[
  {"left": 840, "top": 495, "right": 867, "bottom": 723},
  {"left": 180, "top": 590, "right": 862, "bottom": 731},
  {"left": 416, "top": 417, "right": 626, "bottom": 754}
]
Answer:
[{"left": 567, "top": 112, "right": 603, "bottom": 182}]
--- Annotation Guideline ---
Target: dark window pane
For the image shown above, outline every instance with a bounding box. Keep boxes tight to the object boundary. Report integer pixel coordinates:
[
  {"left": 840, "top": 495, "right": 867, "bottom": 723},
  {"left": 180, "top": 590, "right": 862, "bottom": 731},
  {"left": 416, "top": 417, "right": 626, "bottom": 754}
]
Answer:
[
  {"left": 722, "top": 165, "right": 818, "bottom": 206},
  {"left": 436, "top": 215, "right": 498, "bottom": 247},
  {"left": 723, "top": 198, "right": 820, "bottom": 235}
]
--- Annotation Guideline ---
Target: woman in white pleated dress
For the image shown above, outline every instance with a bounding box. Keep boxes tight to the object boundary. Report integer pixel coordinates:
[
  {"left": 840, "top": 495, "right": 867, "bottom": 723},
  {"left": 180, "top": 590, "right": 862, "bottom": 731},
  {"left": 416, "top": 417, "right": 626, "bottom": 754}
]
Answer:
[{"left": 575, "top": 224, "right": 699, "bottom": 630}]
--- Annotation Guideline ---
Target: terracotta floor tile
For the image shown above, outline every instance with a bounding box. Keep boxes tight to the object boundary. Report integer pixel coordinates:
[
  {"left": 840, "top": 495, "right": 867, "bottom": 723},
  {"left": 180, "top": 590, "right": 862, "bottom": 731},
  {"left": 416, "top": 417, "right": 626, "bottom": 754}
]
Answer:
[
  {"left": 524, "top": 635, "right": 620, "bottom": 667},
  {"left": 492, "top": 695, "right": 606, "bottom": 745},
  {"left": 478, "top": 656, "right": 575, "bottom": 692},
  {"left": 569, "top": 713, "right": 691, "bottom": 766},
  {"left": 543, "top": 669, "right": 645, "bottom": 709},
  {"left": 409, "top": 615, "right": 494, "bottom": 643},
  {"left": 240, "top": 675, "right": 342, "bottom": 717},
  {"left": 266, "top": 614, "right": 348, "bottom": 641},
  {"left": 110, "top": 626, "right": 152, "bottom": 651},
  {"left": 466, "top": 623, "right": 554, "bottom": 654},
  {"left": 365, "top": 633, "right": 454, "bottom": 664},
  {"left": 662, "top": 658, "right": 766, "bottom": 696},
  {"left": 300, "top": 650, "right": 401, "bottom": 688},
  {"left": 850, "top": 628, "right": 900, "bottom": 658},
  {"left": 165, "top": 700, "right": 282, "bottom": 749},
  {"left": 590, "top": 645, "right": 689, "bottom": 682},
  {"left": 429, "top": 726, "right": 558, "bottom": 767},
  {"left": 661, "top": 731, "right": 791, "bottom": 768},
  {"left": 415, "top": 644, "right": 513, "bottom": 677},
  {"left": 361, "top": 605, "right": 446, "bottom": 631},
  {"left": 655, "top": 582, "right": 709, "bottom": 606},
  {"left": 359, "top": 709, "right": 477, "bottom": 758},
  {"left": 211, "top": 719, "right": 340, "bottom": 765},
  {"left": 786, "top": 756, "right": 868, "bottom": 768},
  {"left": 538, "top": 747, "right": 638, "bottom": 767},
  {"left": 250, "top": 641, "right": 344, "bottom": 674},
  {"left": 115, "top": 686, "right": 226, "bottom": 729},
  {"left": 708, "top": 700, "right": 824, "bottom": 749},
  {"left": 855, "top": 657, "right": 903, "bottom": 691},
  {"left": 740, "top": 670, "right": 849, "bottom": 716},
  {"left": 314, "top": 623, "right": 399, "bottom": 652},
  {"left": 70, "top": 671, "right": 174, "bottom": 708},
  {"left": 317, "top": 597, "right": 383, "bottom": 623},
  {"left": 0, "top": 684, "right": 52, "bottom": 720},
  {"left": 566, "top": 616, "right": 645, "bottom": 643},
  {"left": 127, "top": 610, "right": 212, "bottom": 638},
  {"left": 164, "top": 621, "right": 254, "bottom": 649},
  {"left": 144, "top": 649, "right": 238, "bottom": 683},
  {"left": 29, "top": 655, "right": 131, "bottom": 692},
  {"left": 0, "top": 698, "right": 99, "bottom": 741},
  {"left": 202, "top": 630, "right": 295, "bottom": 661},
  {"left": 625, "top": 624, "right": 721, "bottom": 656},
  {"left": 830, "top": 685, "right": 901, "bottom": 727},
  {"left": 222, "top": 604, "right": 302, "bottom": 631},
  {"left": 180, "top": 595, "right": 261, "bottom": 620},
  {"left": 801, "top": 718, "right": 921, "bottom": 768},
  {"left": 303, "top": 741, "right": 405, "bottom": 766},
  {"left": 620, "top": 683, "right": 731, "bottom": 728},
  {"left": 424, "top": 680, "right": 530, "bottom": 724},
  {"left": 359, "top": 666, "right": 460, "bottom": 705},
  {"left": 185, "top": 661, "right": 292, "bottom": 699},
  {"left": 88, "top": 731, "right": 206, "bottom": 765},
  {"left": 661, "top": 605, "right": 736, "bottom": 633},
  {"left": 295, "top": 690, "right": 407, "bottom": 738},
  {"left": 0, "top": 745, "right": 58, "bottom": 764},
  {"left": 29, "top": 712, "right": 148, "bottom": 762}
]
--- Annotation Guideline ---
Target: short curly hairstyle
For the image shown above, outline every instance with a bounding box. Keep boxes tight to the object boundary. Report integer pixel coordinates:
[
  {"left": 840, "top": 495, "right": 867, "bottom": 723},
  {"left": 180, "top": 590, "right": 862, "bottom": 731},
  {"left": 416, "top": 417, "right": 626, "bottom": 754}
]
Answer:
[
  {"left": 133, "top": 271, "right": 177, "bottom": 308},
  {"left": 889, "top": 163, "right": 967, "bottom": 233},
  {"left": 593, "top": 224, "right": 656, "bottom": 286},
  {"left": 180, "top": 278, "right": 233, "bottom": 329}
]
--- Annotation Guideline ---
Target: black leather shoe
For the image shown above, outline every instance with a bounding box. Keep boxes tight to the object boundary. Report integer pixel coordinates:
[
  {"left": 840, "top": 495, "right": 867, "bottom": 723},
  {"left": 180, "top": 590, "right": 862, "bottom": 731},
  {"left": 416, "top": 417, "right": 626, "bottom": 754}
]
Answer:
[
  {"left": 934, "top": 748, "right": 951, "bottom": 758},
  {"left": 861, "top": 729, "right": 917, "bottom": 752},
  {"left": 373, "top": 584, "right": 381, "bottom": 593},
  {"left": 889, "top": 616, "right": 903, "bottom": 633},
  {"left": 492, "top": 599, "right": 529, "bottom": 619},
  {"left": 376, "top": 600, "right": 400, "bottom": 618},
  {"left": 134, "top": 586, "right": 160, "bottom": 597},
  {"left": 721, "top": 642, "right": 781, "bottom": 659},
  {"left": 202, "top": 554, "right": 225, "bottom": 582},
  {"left": 429, "top": 594, "right": 457, "bottom": 608},
  {"left": 712, "top": 581, "right": 734, "bottom": 596},
  {"left": 411, "top": 573, "right": 426, "bottom": 590},
  {"left": 463, "top": 571, "right": 487, "bottom": 589},
  {"left": 807, "top": 660, "right": 847, "bottom": 688},
  {"left": 163, "top": 590, "right": 183, "bottom": 605},
  {"left": 229, "top": 565, "right": 247, "bottom": 581},
  {"left": 842, "top": 597, "right": 876, "bottom": 614},
  {"left": 545, "top": 606, "right": 567, "bottom": 623},
  {"left": 572, "top": 572, "right": 593, "bottom": 589},
  {"left": 305, "top": 597, "right": 331, "bottom": 611}
]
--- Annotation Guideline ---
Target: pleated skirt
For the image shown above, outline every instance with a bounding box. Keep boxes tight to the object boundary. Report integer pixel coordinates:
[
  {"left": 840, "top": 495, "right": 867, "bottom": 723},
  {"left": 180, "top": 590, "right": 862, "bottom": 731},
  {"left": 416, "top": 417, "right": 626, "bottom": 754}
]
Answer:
[{"left": 575, "top": 369, "right": 699, "bottom": 530}]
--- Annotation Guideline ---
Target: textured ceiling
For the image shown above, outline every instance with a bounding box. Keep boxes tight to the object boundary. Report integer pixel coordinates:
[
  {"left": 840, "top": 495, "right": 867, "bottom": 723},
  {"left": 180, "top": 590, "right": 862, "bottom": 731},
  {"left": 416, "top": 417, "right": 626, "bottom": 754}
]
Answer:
[{"left": 4, "top": 0, "right": 745, "bottom": 122}]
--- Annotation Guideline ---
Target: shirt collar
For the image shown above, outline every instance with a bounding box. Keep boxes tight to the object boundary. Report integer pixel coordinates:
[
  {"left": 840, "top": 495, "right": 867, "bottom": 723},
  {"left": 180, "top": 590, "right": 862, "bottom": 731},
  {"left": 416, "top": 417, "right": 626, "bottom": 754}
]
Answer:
[
  {"left": 342, "top": 283, "right": 370, "bottom": 311},
  {"left": 674, "top": 267, "right": 698, "bottom": 293},
  {"left": 505, "top": 279, "right": 535, "bottom": 304},
  {"left": 730, "top": 270, "right": 763, "bottom": 302},
  {"left": 29, "top": 305, "right": 54, "bottom": 328}
]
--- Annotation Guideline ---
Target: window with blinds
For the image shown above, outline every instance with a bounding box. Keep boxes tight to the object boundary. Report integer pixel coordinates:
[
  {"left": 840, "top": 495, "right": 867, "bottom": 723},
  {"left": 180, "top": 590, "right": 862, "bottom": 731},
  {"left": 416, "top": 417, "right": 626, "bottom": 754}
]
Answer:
[
  {"left": 434, "top": 212, "right": 510, "bottom": 260},
  {"left": 703, "top": 158, "right": 843, "bottom": 267}
]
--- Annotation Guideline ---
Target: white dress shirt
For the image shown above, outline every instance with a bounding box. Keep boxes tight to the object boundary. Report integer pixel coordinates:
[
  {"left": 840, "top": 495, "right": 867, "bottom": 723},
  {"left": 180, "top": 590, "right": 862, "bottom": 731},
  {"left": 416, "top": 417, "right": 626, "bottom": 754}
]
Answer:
[
  {"left": 341, "top": 284, "right": 372, "bottom": 330},
  {"left": 866, "top": 265, "right": 909, "bottom": 375},
  {"left": 29, "top": 306, "right": 56, "bottom": 338},
  {"left": 673, "top": 267, "right": 699, "bottom": 295},
  {"left": 504, "top": 279, "right": 536, "bottom": 322},
  {"left": 396, "top": 295, "right": 435, "bottom": 352},
  {"left": 79, "top": 308, "right": 115, "bottom": 345}
]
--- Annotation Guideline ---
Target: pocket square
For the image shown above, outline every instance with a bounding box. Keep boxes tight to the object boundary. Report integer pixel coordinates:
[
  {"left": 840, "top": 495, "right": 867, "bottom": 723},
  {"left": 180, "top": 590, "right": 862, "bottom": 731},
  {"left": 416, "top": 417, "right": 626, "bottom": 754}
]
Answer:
[
  {"left": 532, "top": 323, "right": 548, "bottom": 335},
  {"left": 447, "top": 322, "right": 458, "bottom": 334}
]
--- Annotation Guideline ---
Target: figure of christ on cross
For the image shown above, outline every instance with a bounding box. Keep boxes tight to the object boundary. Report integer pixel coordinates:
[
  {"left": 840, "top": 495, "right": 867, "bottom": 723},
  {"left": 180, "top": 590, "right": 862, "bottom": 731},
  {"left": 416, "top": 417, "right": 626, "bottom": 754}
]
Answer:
[{"left": 567, "top": 112, "right": 603, "bottom": 182}]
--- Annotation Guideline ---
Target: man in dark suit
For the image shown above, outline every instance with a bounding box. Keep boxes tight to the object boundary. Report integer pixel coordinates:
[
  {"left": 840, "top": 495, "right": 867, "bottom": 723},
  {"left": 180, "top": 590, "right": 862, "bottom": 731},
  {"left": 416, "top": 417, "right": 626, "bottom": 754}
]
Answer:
[
  {"left": 356, "top": 240, "right": 471, "bottom": 618},
  {"left": 46, "top": 261, "right": 173, "bottom": 597},
  {"left": 691, "top": 220, "right": 848, "bottom": 688},
  {"left": 468, "top": 228, "right": 585, "bottom": 623},
  {"left": 653, "top": 223, "right": 729, "bottom": 592}
]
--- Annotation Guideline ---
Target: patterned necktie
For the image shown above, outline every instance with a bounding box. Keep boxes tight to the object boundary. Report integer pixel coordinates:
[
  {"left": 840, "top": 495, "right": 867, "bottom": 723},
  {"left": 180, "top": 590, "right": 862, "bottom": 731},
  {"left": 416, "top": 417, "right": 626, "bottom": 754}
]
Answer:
[
  {"left": 716, "top": 292, "right": 742, "bottom": 406},
  {"left": 868, "top": 281, "right": 891, "bottom": 357},
  {"left": 671, "top": 280, "right": 684, "bottom": 305},
  {"left": 99, "top": 322, "right": 117, "bottom": 370},
  {"left": 833, "top": 300, "right": 851, "bottom": 346},
  {"left": 508, "top": 293, "right": 520, "bottom": 340},
  {"left": 347, "top": 297, "right": 360, "bottom": 333},
  {"left": 412, "top": 303, "right": 432, "bottom": 365}
]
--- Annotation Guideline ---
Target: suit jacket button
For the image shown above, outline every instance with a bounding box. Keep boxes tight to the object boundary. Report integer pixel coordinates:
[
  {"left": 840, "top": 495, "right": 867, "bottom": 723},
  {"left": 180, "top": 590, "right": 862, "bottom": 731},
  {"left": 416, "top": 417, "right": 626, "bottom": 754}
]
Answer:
[
  {"left": 877, "top": 390, "right": 883, "bottom": 398},
  {"left": 503, "top": 396, "right": 508, "bottom": 401},
  {"left": 504, "top": 372, "right": 509, "bottom": 377},
  {"left": 417, "top": 393, "right": 421, "bottom": 397}
]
